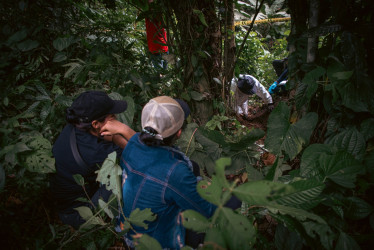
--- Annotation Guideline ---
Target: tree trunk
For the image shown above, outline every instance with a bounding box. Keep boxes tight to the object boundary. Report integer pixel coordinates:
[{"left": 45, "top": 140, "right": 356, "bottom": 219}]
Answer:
[
  {"left": 307, "top": 0, "right": 319, "bottom": 63},
  {"left": 168, "top": 0, "right": 221, "bottom": 124},
  {"left": 223, "top": 0, "right": 235, "bottom": 108}
]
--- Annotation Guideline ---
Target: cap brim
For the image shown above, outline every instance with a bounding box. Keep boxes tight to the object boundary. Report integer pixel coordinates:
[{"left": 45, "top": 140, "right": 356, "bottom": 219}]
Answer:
[
  {"left": 108, "top": 100, "right": 128, "bottom": 114},
  {"left": 175, "top": 99, "right": 190, "bottom": 119}
]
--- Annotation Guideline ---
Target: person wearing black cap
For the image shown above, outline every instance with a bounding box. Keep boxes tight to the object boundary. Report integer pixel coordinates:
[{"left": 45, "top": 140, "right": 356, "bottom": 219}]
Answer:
[
  {"left": 232, "top": 74, "right": 274, "bottom": 119},
  {"left": 50, "top": 90, "right": 135, "bottom": 229}
]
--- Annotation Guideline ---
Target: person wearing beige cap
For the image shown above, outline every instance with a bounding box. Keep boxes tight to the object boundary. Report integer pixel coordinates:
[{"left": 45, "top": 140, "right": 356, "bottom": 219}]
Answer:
[{"left": 114, "top": 96, "right": 217, "bottom": 249}]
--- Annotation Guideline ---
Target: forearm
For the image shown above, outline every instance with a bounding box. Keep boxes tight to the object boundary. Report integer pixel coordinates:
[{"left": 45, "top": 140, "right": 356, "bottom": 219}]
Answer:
[{"left": 100, "top": 120, "right": 136, "bottom": 148}]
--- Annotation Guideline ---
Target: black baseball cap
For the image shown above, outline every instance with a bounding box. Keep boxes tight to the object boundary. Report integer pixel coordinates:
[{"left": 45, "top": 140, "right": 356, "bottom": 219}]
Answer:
[{"left": 67, "top": 91, "right": 127, "bottom": 122}]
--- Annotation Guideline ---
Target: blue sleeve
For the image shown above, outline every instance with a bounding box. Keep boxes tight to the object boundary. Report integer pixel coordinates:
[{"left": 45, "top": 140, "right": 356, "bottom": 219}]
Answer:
[
  {"left": 276, "top": 68, "right": 288, "bottom": 83},
  {"left": 165, "top": 163, "right": 217, "bottom": 218}
]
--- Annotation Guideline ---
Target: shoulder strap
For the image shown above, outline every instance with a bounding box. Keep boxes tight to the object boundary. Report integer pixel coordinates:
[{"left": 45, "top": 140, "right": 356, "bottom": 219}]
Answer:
[{"left": 69, "top": 125, "right": 89, "bottom": 170}]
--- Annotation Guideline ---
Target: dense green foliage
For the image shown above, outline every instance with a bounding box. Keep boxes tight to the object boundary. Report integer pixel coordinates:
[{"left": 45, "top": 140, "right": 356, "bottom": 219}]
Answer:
[{"left": 0, "top": 0, "right": 373, "bottom": 249}]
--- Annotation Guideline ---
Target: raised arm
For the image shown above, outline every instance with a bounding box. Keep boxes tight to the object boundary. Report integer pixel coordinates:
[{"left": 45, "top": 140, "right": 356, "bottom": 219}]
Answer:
[{"left": 100, "top": 119, "right": 136, "bottom": 149}]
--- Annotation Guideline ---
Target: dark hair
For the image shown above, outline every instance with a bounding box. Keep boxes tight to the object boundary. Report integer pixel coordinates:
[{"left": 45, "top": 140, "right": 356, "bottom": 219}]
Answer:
[
  {"left": 66, "top": 108, "right": 107, "bottom": 131},
  {"left": 140, "top": 127, "right": 179, "bottom": 146}
]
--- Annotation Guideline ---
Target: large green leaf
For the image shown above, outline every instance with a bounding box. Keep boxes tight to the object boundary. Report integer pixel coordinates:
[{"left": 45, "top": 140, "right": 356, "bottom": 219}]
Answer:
[
  {"left": 6, "top": 29, "right": 27, "bottom": 44},
  {"left": 325, "top": 127, "right": 366, "bottom": 160},
  {"left": 274, "top": 224, "right": 303, "bottom": 250},
  {"left": 265, "top": 102, "right": 318, "bottom": 160},
  {"left": 176, "top": 123, "right": 199, "bottom": 156},
  {"left": 96, "top": 152, "right": 122, "bottom": 200},
  {"left": 234, "top": 178, "right": 325, "bottom": 210},
  {"left": 190, "top": 150, "right": 216, "bottom": 176},
  {"left": 75, "top": 206, "right": 104, "bottom": 229},
  {"left": 295, "top": 66, "right": 325, "bottom": 109},
  {"left": 319, "top": 151, "right": 364, "bottom": 188},
  {"left": 360, "top": 118, "right": 374, "bottom": 141},
  {"left": 24, "top": 150, "right": 55, "bottom": 173},
  {"left": 192, "top": 9, "right": 208, "bottom": 27},
  {"left": 266, "top": 204, "right": 326, "bottom": 224},
  {"left": 226, "top": 150, "right": 258, "bottom": 175},
  {"left": 53, "top": 36, "right": 76, "bottom": 51},
  {"left": 302, "top": 221, "right": 333, "bottom": 250},
  {"left": 129, "top": 208, "right": 156, "bottom": 229},
  {"left": 197, "top": 177, "right": 224, "bottom": 206},
  {"left": 108, "top": 92, "right": 134, "bottom": 126},
  {"left": 364, "top": 150, "right": 374, "bottom": 182},
  {"left": 275, "top": 178, "right": 326, "bottom": 210},
  {"left": 194, "top": 130, "right": 222, "bottom": 161},
  {"left": 342, "top": 196, "right": 373, "bottom": 220},
  {"left": 335, "top": 232, "right": 360, "bottom": 250},
  {"left": 136, "top": 234, "right": 162, "bottom": 250},
  {"left": 300, "top": 144, "right": 336, "bottom": 178},
  {"left": 233, "top": 180, "right": 295, "bottom": 205},
  {"left": 265, "top": 156, "right": 291, "bottom": 182},
  {"left": 16, "top": 39, "right": 39, "bottom": 51},
  {"left": 225, "top": 128, "right": 265, "bottom": 151},
  {"left": 98, "top": 199, "right": 114, "bottom": 219},
  {"left": 182, "top": 209, "right": 210, "bottom": 232},
  {"left": 246, "top": 165, "right": 264, "bottom": 181},
  {"left": 218, "top": 207, "right": 256, "bottom": 249},
  {"left": 204, "top": 228, "right": 226, "bottom": 249}
]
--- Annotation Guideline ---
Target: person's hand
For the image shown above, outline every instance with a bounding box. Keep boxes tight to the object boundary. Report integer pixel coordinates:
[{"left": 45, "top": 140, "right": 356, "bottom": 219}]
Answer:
[
  {"left": 268, "top": 82, "right": 278, "bottom": 94},
  {"left": 100, "top": 119, "right": 124, "bottom": 136},
  {"left": 267, "top": 103, "right": 274, "bottom": 111}
]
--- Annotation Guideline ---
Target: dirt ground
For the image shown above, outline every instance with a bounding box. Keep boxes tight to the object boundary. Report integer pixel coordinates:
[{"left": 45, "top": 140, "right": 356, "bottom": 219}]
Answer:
[{"left": 235, "top": 94, "right": 287, "bottom": 143}]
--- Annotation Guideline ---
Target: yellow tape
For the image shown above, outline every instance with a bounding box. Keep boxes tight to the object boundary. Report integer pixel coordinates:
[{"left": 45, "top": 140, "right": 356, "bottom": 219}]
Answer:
[{"left": 234, "top": 17, "right": 291, "bottom": 27}]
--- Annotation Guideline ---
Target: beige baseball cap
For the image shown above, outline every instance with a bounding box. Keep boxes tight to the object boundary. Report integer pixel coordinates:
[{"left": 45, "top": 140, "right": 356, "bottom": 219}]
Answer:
[{"left": 141, "top": 96, "right": 185, "bottom": 139}]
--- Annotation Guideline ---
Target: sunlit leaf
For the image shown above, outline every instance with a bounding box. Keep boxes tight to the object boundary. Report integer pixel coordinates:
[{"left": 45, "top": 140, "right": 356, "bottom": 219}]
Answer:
[
  {"left": 96, "top": 152, "right": 122, "bottom": 200},
  {"left": 98, "top": 199, "right": 114, "bottom": 219},
  {"left": 129, "top": 208, "right": 156, "bottom": 229}
]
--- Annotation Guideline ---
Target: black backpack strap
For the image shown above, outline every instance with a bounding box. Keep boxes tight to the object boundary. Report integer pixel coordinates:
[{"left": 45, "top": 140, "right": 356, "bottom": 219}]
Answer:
[{"left": 69, "top": 125, "right": 89, "bottom": 170}]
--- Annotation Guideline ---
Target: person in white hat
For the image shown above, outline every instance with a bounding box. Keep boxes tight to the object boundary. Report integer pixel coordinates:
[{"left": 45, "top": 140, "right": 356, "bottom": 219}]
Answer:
[{"left": 111, "top": 96, "right": 216, "bottom": 249}]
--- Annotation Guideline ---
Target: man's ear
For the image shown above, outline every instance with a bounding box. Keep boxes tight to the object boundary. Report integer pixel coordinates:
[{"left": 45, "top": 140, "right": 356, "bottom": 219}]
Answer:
[
  {"left": 91, "top": 120, "right": 100, "bottom": 129},
  {"left": 176, "top": 129, "right": 182, "bottom": 138}
]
